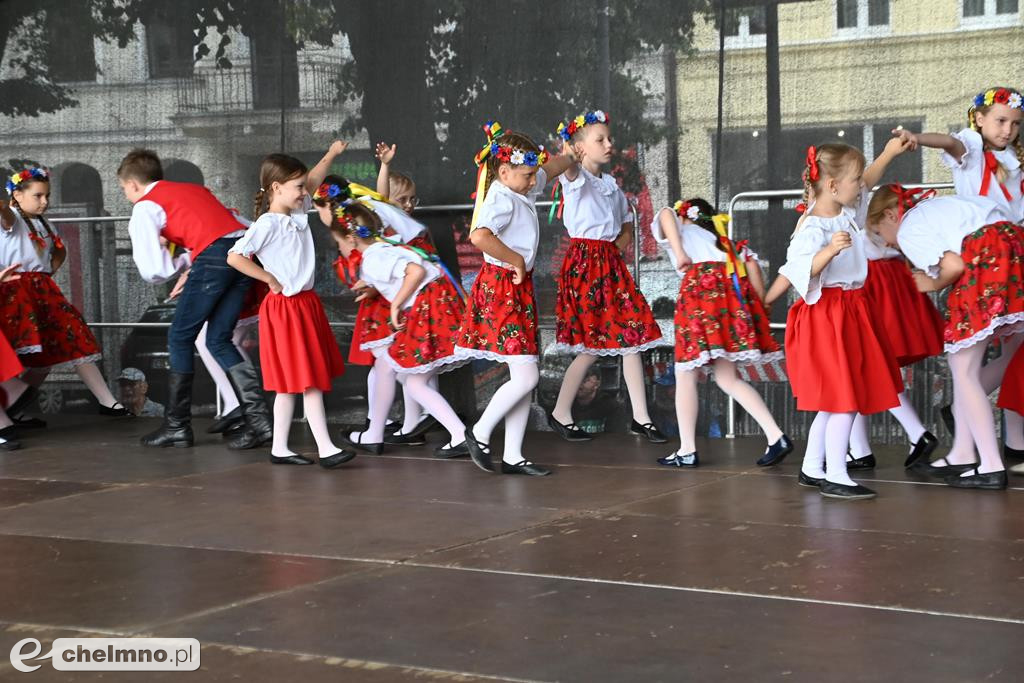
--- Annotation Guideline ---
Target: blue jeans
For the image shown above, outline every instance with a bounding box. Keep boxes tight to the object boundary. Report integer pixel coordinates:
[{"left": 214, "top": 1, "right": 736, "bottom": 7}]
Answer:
[{"left": 167, "top": 237, "right": 252, "bottom": 373}]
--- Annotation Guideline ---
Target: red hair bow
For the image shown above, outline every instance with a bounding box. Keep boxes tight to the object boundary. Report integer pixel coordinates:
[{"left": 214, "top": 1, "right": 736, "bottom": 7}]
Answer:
[
  {"left": 333, "top": 250, "right": 363, "bottom": 287},
  {"left": 887, "top": 184, "right": 936, "bottom": 219},
  {"left": 805, "top": 146, "right": 819, "bottom": 182},
  {"left": 794, "top": 203, "right": 808, "bottom": 214}
]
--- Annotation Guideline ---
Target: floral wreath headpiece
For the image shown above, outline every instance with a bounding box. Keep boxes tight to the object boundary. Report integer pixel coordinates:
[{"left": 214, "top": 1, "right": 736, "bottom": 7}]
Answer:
[
  {"left": 556, "top": 110, "right": 610, "bottom": 142},
  {"left": 972, "top": 87, "right": 1023, "bottom": 111},
  {"left": 474, "top": 121, "right": 549, "bottom": 168},
  {"left": 673, "top": 200, "right": 707, "bottom": 222},
  {"left": 313, "top": 182, "right": 350, "bottom": 203},
  {"left": 333, "top": 197, "right": 379, "bottom": 239},
  {"left": 6, "top": 167, "right": 49, "bottom": 194}
]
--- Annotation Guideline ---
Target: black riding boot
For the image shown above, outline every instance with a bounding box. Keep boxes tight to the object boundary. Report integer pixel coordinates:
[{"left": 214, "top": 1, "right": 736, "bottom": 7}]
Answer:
[
  {"left": 140, "top": 372, "right": 194, "bottom": 448},
  {"left": 225, "top": 361, "right": 273, "bottom": 450}
]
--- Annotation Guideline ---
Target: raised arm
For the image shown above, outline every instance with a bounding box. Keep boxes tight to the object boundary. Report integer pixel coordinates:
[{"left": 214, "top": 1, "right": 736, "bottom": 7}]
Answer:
[
  {"left": 375, "top": 142, "right": 396, "bottom": 199},
  {"left": 863, "top": 136, "right": 911, "bottom": 189},
  {"left": 891, "top": 128, "right": 966, "bottom": 162},
  {"left": 541, "top": 143, "right": 577, "bottom": 182},
  {"left": 0, "top": 200, "right": 15, "bottom": 231},
  {"left": 306, "top": 140, "right": 349, "bottom": 193}
]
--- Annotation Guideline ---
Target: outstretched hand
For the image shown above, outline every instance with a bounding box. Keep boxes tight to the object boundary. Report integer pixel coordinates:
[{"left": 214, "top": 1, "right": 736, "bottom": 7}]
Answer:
[
  {"left": 375, "top": 142, "right": 396, "bottom": 165},
  {"left": 329, "top": 140, "right": 349, "bottom": 157},
  {"left": 890, "top": 128, "right": 918, "bottom": 151}
]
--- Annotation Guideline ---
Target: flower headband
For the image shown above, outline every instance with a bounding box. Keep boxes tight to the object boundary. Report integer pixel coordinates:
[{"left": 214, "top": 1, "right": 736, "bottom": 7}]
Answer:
[
  {"left": 673, "top": 200, "right": 705, "bottom": 222},
  {"left": 6, "top": 167, "right": 49, "bottom": 194},
  {"left": 333, "top": 199, "right": 378, "bottom": 239},
  {"left": 473, "top": 121, "right": 549, "bottom": 168},
  {"left": 556, "top": 110, "right": 610, "bottom": 142},
  {"left": 313, "top": 182, "right": 349, "bottom": 202},
  {"left": 972, "top": 87, "right": 1023, "bottom": 110}
]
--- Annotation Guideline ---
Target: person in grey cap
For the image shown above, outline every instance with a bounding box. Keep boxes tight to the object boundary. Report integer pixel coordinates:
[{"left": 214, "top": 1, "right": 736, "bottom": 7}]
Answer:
[{"left": 117, "top": 368, "right": 164, "bottom": 418}]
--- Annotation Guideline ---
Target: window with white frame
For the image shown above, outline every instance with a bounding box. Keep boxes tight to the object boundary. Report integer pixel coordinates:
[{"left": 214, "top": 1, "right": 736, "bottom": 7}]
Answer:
[
  {"left": 836, "top": 0, "right": 891, "bottom": 34},
  {"left": 961, "top": 0, "right": 1020, "bottom": 27},
  {"left": 721, "top": 5, "right": 767, "bottom": 48}
]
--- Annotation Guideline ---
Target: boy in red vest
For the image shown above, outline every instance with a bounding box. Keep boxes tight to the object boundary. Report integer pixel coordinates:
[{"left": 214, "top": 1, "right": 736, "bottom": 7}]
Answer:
[{"left": 117, "top": 149, "right": 270, "bottom": 450}]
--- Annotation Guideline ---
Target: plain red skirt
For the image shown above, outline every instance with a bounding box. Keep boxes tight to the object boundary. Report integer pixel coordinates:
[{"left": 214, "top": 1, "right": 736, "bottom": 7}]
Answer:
[
  {"left": 0, "top": 280, "right": 42, "bottom": 355},
  {"left": 945, "top": 222, "right": 1024, "bottom": 353},
  {"left": 674, "top": 261, "right": 781, "bottom": 370},
  {"left": 388, "top": 278, "right": 467, "bottom": 373},
  {"left": 862, "top": 257, "right": 944, "bottom": 367},
  {"left": 258, "top": 290, "right": 345, "bottom": 393},
  {"left": 555, "top": 238, "right": 661, "bottom": 353},
  {"left": 456, "top": 262, "right": 539, "bottom": 360},
  {"left": 17, "top": 272, "right": 101, "bottom": 368},
  {"left": 785, "top": 287, "right": 902, "bottom": 414},
  {"left": 0, "top": 333, "right": 24, "bottom": 382},
  {"left": 998, "top": 343, "right": 1024, "bottom": 414}
]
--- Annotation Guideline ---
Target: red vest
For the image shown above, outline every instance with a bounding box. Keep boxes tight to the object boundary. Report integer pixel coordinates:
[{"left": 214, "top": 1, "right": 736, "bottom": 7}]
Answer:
[{"left": 143, "top": 181, "right": 239, "bottom": 257}]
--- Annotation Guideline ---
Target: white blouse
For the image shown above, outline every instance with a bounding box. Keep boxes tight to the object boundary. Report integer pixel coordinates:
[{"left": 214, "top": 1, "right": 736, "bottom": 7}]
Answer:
[
  {"left": 358, "top": 241, "right": 440, "bottom": 309},
  {"left": 942, "top": 127, "right": 1023, "bottom": 223},
  {"left": 896, "top": 195, "right": 1005, "bottom": 278},
  {"left": 0, "top": 213, "right": 58, "bottom": 273},
  {"left": 229, "top": 209, "right": 316, "bottom": 297},
  {"left": 559, "top": 167, "right": 629, "bottom": 241},
  {"left": 777, "top": 193, "right": 870, "bottom": 305},
  {"left": 650, "top": 208, "right": 758, "bottom": 276},
  {"left": 367, "top": 199, "right": 427, "bottom": 243},
  {"left": 472, "top": 169, "right": 547, "bottom": 272}
]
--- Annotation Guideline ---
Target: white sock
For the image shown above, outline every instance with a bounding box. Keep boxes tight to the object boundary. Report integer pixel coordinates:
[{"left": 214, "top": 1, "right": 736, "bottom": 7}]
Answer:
[
  {"left": 711, "top": 359, "right": 783, "bottom": 444},
  {"left": 271, "top": 393, "right": 297, "bottom": 457},
  {"left": 674, "top": 368, "right": 699, "bottom": 454},
  {"left": 551, "top": 354, "right": 596, "bottom": 425},
  {"left": 197, "top": 323, "right": 240, "bottom": 414},
  {"left": 623, "top": 353, "right": 653, "bottom": 425},
  {"left": 473, "top": 363, "right": 539, "bottom": 447},
  {"left": 801, "top": 412, "right": 828, "bottom": 479},
  {"left": 824, "top": 411, "right": 857, "bottom": 486},
  {"left": 405, "top": 372, "right": 465, "bottom": 445},
  {"left": 303, "top": 388, "right": 342, "bottom": 457}
]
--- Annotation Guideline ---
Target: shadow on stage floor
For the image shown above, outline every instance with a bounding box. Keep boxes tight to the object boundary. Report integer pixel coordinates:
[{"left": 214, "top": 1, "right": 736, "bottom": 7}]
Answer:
[{"left": 0, "top": 415, "right": 1020, "bottom": 681}]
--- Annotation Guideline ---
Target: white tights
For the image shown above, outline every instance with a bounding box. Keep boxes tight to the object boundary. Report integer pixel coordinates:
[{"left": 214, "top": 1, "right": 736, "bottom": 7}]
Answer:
[
  {"left": 802, "top": 410, "right": 857, "bottom": 486},
  {"left": 472, "top": 362, "right": 539, "bottom": 465},
  {"left": 271, "top": 388, "right": 342, "bottom": 459},
  {"left": 849, "top": 391, "right": 926, "bottom": 458},
  {"left": 552, "top": 353, "right": 652, "bottom": 426},
  {"left": 196, "top": 322, "right": 249, "bottom": 415},
  {"left": 943, "top": 341, "right": 1007, "bottom": 474},
  {"left": 402, "top": 371, "right": 465, "bottom": 446}
]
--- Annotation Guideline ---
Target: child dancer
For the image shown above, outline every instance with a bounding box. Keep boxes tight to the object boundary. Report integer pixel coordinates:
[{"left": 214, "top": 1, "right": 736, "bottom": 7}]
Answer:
[
  {"left": 332, "top": 199, "right": 469, "bottom": 458},
  {"left": 999, "top": 346, "right": 1024, "bottom": 473},
  {"left": 775, "top": 144, "right": 903, "bottom": 500},
  {"left": 869, "top": 187, "right": 1023, "bottom": 489},
  {"left": 226, "top": 154, "right": 352, "bottom": 468},
  {"left": 652, "top": 197, "right": 790, "bottom": 467},
  {"left": 548, "top": 111, "right": 665, "bottom": 443},
  {"left": 456, "top": 121, "right": 571, "bottom": 475},
  {"left": 1, "top": 169, "right": 129, "bottom": 416}
]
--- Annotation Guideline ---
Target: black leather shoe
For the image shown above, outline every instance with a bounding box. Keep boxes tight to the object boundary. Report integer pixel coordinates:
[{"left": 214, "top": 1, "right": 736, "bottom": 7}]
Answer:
[
  {"left": 141, "top": 371, "right": 194, "bottom": 448},
  {"left": 6, "top": 386, "right": 38, "bottom": 418},
  {"left": 434, "top": 441, "right": 469, "bottom": 459},
  {"left": 910, "top": 457, "right": 977, "bottom": 478},
  {"left": 944, "top": 468, "right": 1008, "bottom": 490},
  {"left": 383, "top": 431, "right": 427, "bottom": 446},
  {"left": 11, "top": 416, "right": 46, "bottom": 429},
  {"left": 319, "top": 450, "right": 356, "bottom": 469},
  {"left": 0, "top": 435, "right": 20, "bottom": 451},
  {"left": 339, "top": 432, "right": 384, "bottom": 455},
  {"left": 269, "top": 453, "right": 315, "bottom": 465},
  {"left": 846, "top": 453, "right": 876, "bottom": 470},
  {"left": 940, "top": 404, "right": 955, "bottom": 437},
  {"left": 465, "top": 428, "right": 494, "bottom": 472},
  {"left": 905, "top": 431, "right": 939, "bottom": 468},
  {"left": 630, "top": 420, "right": 668, "bottom": 444},
  {"left": 547, "top": 412, "right": 592, "bottom": 442},
  {"left": 406, "top": 415, "right": 441, "bottom": 440},
  {"left": 819, "top": 481, "right": 876, "bottom": 500},
  {"left": 1004, "top": 444, "right": 1024, "bottom": 461},
  {"left": 383, "top": 420, "right": 400, "bottom": 435},
  {"left": 207, "top": 406, "right": 244, "bottom": 434},
  {"left": 657, "top": 451, "right": 699, "bottom": 468},
  {"left": 797, "top": 471, "right": 824, "bottom": 487},
  {"left": 757, "top": 434, "right": 793, "bottom": 466},
  {"left": 225, "top": 361, "right": 273, "bottom": 450},
  {"left": 0, "top": 425, "right": 17, "bottom": 440},
  {"left": 501, "top": 460, "right": 551, "bottom": 476},
  {"left": 99, "top": 401, "right": 131, "bottom": 417}
]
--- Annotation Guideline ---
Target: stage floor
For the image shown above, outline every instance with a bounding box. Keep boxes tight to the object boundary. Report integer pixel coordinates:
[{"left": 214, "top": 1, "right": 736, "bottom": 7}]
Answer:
[{"left": 0, "top": 415, "right": 1020, "bottom": 681}]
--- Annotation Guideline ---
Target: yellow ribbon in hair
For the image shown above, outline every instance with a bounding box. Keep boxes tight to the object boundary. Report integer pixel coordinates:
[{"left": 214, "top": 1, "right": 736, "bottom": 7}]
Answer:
[
  {"left": 346, "top": 182, "right": 389, "bottom": 203},
  {"left": 471, "top": 120, "right": 504, "bottom": 228},
  {"left": 712, "top": 213, "right": 746, "bottom": 279}
]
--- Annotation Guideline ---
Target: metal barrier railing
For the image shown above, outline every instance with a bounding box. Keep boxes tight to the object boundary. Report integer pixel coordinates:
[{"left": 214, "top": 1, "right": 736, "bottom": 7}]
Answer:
[{"left": 722, "top": 182, "right": 956, "bottom": 438}]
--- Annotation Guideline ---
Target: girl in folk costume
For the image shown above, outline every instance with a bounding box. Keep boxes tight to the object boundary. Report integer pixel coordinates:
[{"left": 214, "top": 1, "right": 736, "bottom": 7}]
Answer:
[
  {"left": 773, "top": 144, "right": 903, "bottom": 500},
  {"left": 869, "top": 186, "right": 1024, "bottom": 490},
  {"left": 0, "top": 168, "right": 129, "bottom": 416},
  {"left": 0, "top": 264, "right": 40, "bottom": 450},
  {"left": 332, "top": 198, "right": 470, "bottom": 458},
  {"left": 652, "top": 197, "right": 789, "bottom": 468},
  {"left": 456, "top": 121, "right": 573, "bottom": 476},
  {"left": 547, "top": 111, "right": 666, "bottom": 444},
  {"left": 226, "top": 154, "right": 352, "bottom": 468}
]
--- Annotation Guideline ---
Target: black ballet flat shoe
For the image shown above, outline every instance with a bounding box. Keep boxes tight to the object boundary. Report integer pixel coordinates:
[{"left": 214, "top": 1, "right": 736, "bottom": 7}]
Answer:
[
  {"left": 465, "top": 429, "right": 494, "bottom": 473},
  {"left": 630, "top": 420, "right": 668, "bottom": 444},
  {"left": 339, "top": 432, "right": 384, "bottom": 455},
  {"left": 940, "top": 404, "right": 955, "bottom": 437},
  {"left": 657, "top": 451, "right": 699, "bottom": 468},
  {"left": 944, "top": 468, "right": 1008, "bottom": 490},
  {"left": 383, "top": 420, "right": 400, "bottom": 435},
  {"left": 0, "top": 435, "right": 21, "bottom": 451},
  {"left": 406, "top": 415, "right": 441, "bottom": 440},
  {"left": 383, "top": 431, "right": 427, "bottom": 446},
  {"left": 434, "top": 441, "right": 470, "bottom": 459},
  {"left": 757, "top": 434, "right": 793, "bottom": 466},
  {"left": 547, "top": 412, "right": 592, "bottom": 442},
  {"left": 319, "top": 450, "right": 357, "bottom": 469},
  {"left": 0, "top": 425, "right": 19, "bottom": 440},
  {"left": 99, "top": 401, "right": 132, "bottom": 417},
  {"left": 11, "top": 416, "right": 46, "bottom": 429},
  {"left": 797, "top": 471, "right": 824, "bottom": 488},
  {"left": 905, "top": 431, "right": 939, "bottom": 468},
  {"left": 819, "top": 481, "right": 877, "bottom": 500},
  {"left": 501, "top": 460, "right": 551, "bottom": 476},
  {"left": 910, "top": 458, "right": 978, "bottom": 478},
  {"left": 207, "top": 406, "right": 244, "bottom": 434},
  {"left": 846, "top": 453, "right": 876, "bottom": 470},
  {"left": 1003, "top": 444, "right": 1024, "bottom": 461},
  {"left": 269, "top": 453, "right": 315, "bottom": 465},
  {"left": 6, "top": 386, "right": 38, "bottom": 419}
]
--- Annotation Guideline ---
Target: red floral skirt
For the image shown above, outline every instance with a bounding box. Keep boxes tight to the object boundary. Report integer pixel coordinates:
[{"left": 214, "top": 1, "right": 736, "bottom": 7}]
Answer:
[
  {"left": 674, "top": 262, "right": 781, "bottom": 370},
  {"left": 351, "top": 295, "right": 394, "bottom": 364},
  {"left": 237, "top": 279, "right": 269, "bottom": 326},
  {"left": 0, "top": 333, "right": 24, "bottom": 382},
  {"left": 945, "top": 222, "right": 1024, "bottom": 353},
  {"left": 17, "top": 272, "right": 101, "bottom": 369},
  {"left": 998, "top": 343, "right": 1024, "bottom": 414},
  {"left": 0, "top": 280, "right": 42, "bottom": 355},
  {"left": 863, "top": 257, "right": 944, "bottom": 367},
  {"left": 387, "top": 278, "right": 467, "bottom": 374},
  {"left": 456, "top": 262, "right": 539, "bottom": 361},
  {"left": 407, "top": 232, "right": 437, "bottom": 255},
  {"left": 258, "top": 290, "right": 345, "bottom": 393},
  {"left": 555, "top": 238, "right": 661, "bottom": 353},
  {"left": 785, "top": 287, "right": 902, "bottom": 414}
]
